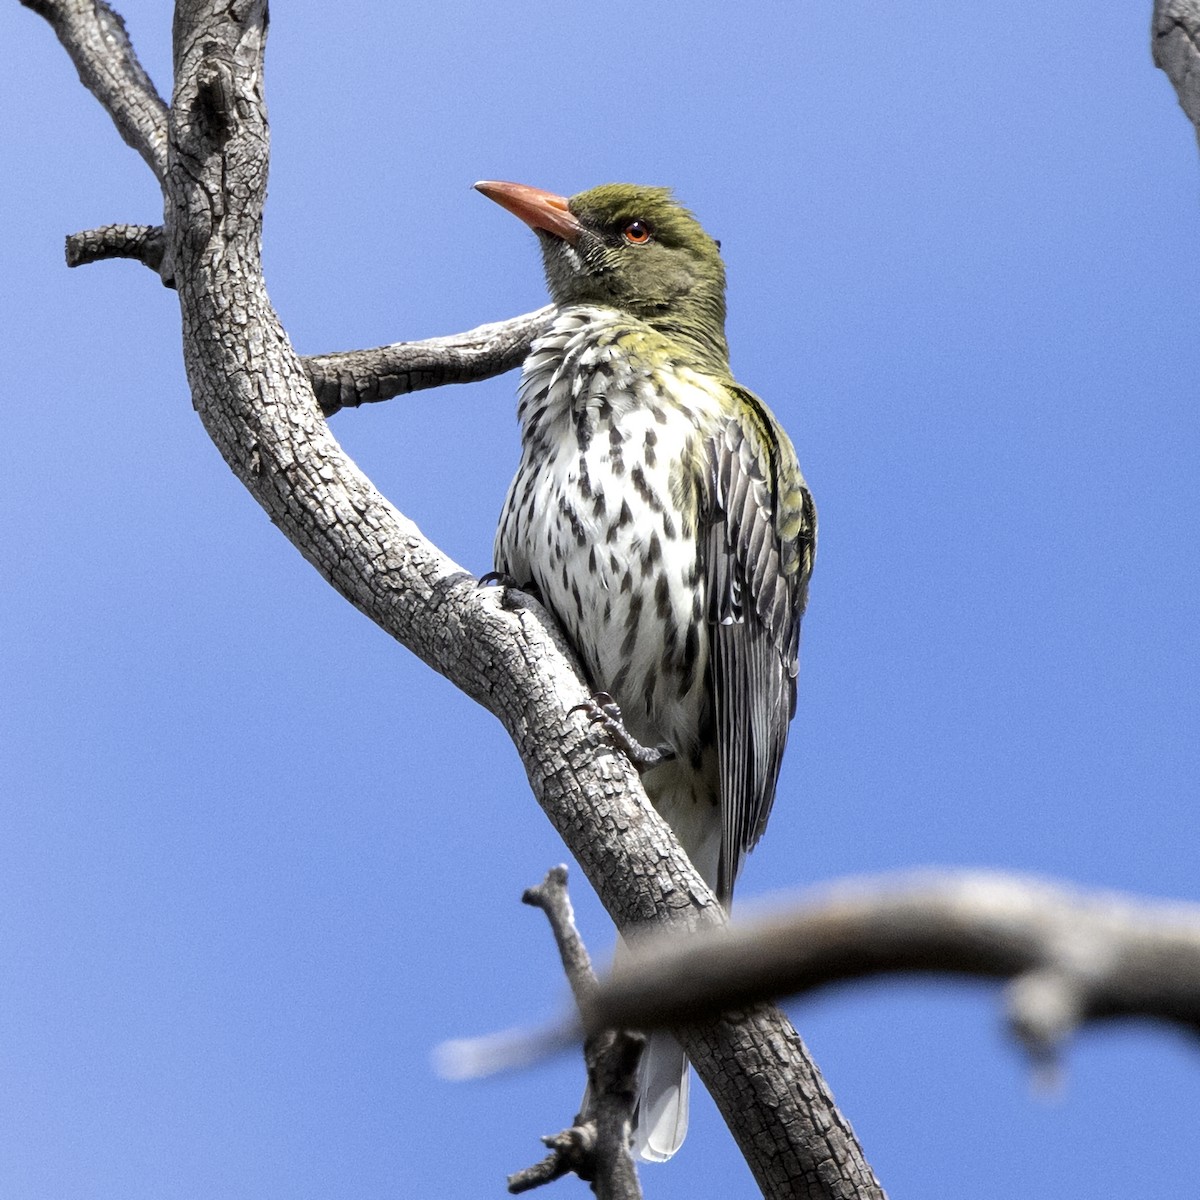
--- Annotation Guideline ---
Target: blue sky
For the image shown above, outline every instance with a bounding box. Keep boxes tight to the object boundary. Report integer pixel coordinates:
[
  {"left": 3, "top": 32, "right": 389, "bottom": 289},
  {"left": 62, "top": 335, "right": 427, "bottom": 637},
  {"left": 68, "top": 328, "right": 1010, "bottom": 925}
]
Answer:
[{"left": 3, "top": 2, "right": 1198, "bottom": 1197}]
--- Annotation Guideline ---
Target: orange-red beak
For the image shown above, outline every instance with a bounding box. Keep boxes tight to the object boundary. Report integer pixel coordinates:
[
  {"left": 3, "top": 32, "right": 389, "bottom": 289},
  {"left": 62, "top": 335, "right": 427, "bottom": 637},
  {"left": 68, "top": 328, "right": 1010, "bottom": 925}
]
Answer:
[{"left": 474, "top": 180, "right": 582, "bottom": 246}]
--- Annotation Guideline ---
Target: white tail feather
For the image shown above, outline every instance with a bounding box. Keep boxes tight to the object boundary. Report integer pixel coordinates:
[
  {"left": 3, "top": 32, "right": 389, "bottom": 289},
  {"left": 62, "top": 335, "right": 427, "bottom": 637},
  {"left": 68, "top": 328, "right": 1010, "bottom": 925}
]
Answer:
[
  {"left": 631, "top": 1030, "right": 690, "bottom": 1162},
  {"left": 608, "top": 809, "right": 719, "bottom": 1163}
]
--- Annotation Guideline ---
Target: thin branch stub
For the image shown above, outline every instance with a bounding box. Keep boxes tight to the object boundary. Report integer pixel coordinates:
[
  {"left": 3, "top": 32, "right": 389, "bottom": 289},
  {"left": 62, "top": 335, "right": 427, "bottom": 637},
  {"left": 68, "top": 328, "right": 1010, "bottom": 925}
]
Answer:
[{"left": 66, "top": 223, "right": 167, "bottom": 275}]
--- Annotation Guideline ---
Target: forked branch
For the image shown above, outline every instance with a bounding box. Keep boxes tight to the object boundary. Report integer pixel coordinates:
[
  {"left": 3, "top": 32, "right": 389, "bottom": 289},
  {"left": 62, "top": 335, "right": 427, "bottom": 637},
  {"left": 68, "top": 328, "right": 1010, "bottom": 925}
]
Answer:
[
  {"left": 19, "top": 2, "right": 884, "bottom": 1196},
  {"left": 508, "top": 868, "right": 643, "bottom": 1199}
]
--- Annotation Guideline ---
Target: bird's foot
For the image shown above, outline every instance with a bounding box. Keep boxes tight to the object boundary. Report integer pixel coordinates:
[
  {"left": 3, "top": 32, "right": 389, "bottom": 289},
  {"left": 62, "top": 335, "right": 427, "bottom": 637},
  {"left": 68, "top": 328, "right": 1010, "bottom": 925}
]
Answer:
[
  {"left": 478, "top": 571, "right": 543, "bottom": 611},
  {"left": 570, "top": 692, "right": 676, "bottom": 771}
]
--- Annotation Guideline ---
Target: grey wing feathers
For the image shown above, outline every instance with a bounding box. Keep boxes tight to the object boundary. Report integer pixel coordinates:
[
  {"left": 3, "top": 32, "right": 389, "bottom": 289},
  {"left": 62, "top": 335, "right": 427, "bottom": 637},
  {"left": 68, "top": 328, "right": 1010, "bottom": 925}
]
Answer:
[{"left": 705, "top": 398, "right": 815, "bottom": 902}]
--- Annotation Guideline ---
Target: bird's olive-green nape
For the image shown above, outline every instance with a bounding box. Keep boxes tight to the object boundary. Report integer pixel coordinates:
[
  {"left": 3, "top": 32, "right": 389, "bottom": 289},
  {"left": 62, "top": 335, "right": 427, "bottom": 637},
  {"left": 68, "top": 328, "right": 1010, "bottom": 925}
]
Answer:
[{"left": 541, "top": 183, "right": 730, "bottom": 371}]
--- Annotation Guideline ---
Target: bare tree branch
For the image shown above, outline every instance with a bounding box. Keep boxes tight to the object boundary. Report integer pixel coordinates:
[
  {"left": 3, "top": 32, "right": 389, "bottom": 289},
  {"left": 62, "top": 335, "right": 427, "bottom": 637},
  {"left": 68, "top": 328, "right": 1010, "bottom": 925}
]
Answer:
[
  {"left": 21, "top": 2, "right": 885, "bottom": 1195},
  {"left": 19, "top": 0, "right": 168, "bottom": 182},
  {"left": 509, "top": 1128, "right": 603, "bottom": 1196},
  {"left": 1153, "top": 0, "right": 1200, "bottom": 150},
  {"left": 512, "top": 867, "right": 643, "bottom": 1199},
  {"left": 304, "top": 308, "right": 554, "bottom": 415},
  {"left": 505, "top": 1024, "right": 643, "bottom": 1200},
  {"left": 60, "top": 227, "right": 548, "bottom": 395},
  {"left": 580, "top": 871, "right": 1200, "bottom": 1062},
  {"left": 524, "top": 866, "right": 603, "bottom": 1009},
  {"left": 65, "top": 222, "right": 165, "bottom": 272}
]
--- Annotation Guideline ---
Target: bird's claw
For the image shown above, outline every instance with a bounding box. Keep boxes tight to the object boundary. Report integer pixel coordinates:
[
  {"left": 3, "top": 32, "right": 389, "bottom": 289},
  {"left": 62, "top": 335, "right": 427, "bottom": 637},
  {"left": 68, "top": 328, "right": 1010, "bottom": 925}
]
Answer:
[
  {"left": 570, "top": 693, "right": 676, "bottom": 771},
  {"left": 478, "top": 570, "right": 521, "bottom": 589},
  {"left": 569, "top": 690, "right": 620, "bottom": 723},
  {"left": 478, "top": 571, "right": 543, "bottom": 610}
]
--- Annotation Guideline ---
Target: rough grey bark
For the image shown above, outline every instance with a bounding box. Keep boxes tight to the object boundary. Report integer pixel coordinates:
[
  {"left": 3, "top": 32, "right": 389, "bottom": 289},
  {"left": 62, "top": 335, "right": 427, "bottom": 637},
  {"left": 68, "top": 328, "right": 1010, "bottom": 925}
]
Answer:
[
  {"left": 65, "top": 222, "right": 166, "bottom": 271},
  {"left": 304, "top": 308, "right": 555, "bottom": 415},
  {"left": 21, "top": 1, "right": 885, "bottom": 1196},
  {"left": 1154, "top": 0, "right": 1200, "bottom": 149},
  {"left": 20, "top": 0, "right": 167, "bottom": 180}
]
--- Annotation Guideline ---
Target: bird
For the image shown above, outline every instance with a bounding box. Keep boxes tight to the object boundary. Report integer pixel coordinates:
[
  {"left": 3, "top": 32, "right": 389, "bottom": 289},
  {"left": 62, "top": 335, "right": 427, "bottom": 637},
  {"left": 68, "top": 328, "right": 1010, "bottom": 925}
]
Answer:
[{"left": 475, "top": 180, "right": 816, "bottom": 1162}]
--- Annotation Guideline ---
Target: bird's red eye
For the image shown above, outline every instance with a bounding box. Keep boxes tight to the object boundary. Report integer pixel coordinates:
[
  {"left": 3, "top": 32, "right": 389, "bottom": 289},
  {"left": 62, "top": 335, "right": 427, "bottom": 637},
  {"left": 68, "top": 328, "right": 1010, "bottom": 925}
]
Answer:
[{"left": 623, "top": 220, "right": 652, "bottom": 245}]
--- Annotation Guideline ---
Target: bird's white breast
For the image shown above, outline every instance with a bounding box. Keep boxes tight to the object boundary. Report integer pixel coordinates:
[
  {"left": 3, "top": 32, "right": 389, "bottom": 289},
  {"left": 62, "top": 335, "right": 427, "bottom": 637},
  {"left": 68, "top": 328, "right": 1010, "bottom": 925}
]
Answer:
[{"left": 495, "top": 307, "right": 725, "bottom": 765}]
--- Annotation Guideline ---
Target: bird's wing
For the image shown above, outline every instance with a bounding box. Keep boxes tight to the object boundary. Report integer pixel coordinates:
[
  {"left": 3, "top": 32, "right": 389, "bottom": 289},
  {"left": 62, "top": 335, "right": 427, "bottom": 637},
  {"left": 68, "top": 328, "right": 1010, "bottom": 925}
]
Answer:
[{"left": 704, "top": 385, "right": 816, "bottom": 901}]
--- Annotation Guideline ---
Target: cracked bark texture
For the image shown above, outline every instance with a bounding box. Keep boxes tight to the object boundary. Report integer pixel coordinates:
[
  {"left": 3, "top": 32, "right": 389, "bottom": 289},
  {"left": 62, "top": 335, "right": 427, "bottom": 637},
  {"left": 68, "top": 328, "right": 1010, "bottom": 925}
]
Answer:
[
  {"left": 10, "top": 0, "right": 887, "bottom": 1195},
  {"left": 21, "top": 0, "right": 168, "bottom": 180},
  {"left": 1154, "top": 0, "right": 1200, "bottom": 149},
  {"left": 304, "top": 308, "right": 555, "bottom": 415},
  {"left": 65, "top": 221, "right": 166, "bottom": 271}
]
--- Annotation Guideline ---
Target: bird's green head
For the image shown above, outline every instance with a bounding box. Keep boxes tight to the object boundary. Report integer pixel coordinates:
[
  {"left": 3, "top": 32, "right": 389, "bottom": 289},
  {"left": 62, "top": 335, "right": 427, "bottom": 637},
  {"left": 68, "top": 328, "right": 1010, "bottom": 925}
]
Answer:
[{"left": 476, "top": 180, "right": 729, "bottom": 369}]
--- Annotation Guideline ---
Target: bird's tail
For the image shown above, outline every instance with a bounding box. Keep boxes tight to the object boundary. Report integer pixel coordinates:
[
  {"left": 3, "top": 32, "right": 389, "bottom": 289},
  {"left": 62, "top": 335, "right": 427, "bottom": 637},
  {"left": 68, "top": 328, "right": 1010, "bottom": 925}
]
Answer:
[
  {"left": 609, "top": 935, "right": 691, "bottom": 1162},
  {"left": 608, "top": 760, "right": 723, "bottom": 1162},
  {"left": 631, "top": 1028, "right": 690, "bottom": 1161}
]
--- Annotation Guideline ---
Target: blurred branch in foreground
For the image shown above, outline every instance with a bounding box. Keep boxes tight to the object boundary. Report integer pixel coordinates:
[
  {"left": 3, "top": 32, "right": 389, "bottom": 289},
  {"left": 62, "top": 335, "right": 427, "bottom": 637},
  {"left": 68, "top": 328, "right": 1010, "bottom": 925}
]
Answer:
[{"left": 449, "top": 870, "right": 1200, "bottom": 1078}]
